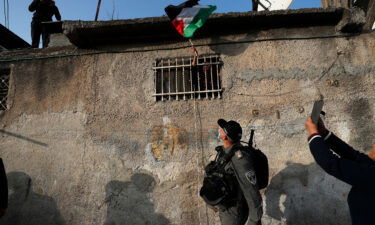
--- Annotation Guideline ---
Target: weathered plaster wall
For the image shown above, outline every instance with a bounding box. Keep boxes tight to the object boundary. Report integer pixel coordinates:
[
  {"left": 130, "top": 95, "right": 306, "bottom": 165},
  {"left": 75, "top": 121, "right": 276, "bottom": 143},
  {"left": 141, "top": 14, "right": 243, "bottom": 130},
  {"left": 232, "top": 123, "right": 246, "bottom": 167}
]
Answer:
[
  {"left": 0, "top": 30, "right": 374, "bottom": 225},
  {"left": 321, "top": 0, "right": 351, "bottom": 8}
]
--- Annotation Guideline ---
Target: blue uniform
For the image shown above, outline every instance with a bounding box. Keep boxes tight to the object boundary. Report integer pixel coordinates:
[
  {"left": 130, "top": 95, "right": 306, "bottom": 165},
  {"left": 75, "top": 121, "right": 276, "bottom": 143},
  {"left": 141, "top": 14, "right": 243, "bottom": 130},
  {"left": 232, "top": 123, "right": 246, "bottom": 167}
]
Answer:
[{"left": 309, "top": 133, "right": 375, "bottom": 225}]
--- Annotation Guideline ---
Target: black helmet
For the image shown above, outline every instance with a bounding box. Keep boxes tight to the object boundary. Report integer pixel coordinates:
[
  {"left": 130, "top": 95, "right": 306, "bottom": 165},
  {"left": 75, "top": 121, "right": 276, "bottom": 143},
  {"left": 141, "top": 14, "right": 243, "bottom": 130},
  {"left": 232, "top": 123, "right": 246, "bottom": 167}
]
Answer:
[{"left": 218, "top": 119, "right": 242, "bottom": 142}]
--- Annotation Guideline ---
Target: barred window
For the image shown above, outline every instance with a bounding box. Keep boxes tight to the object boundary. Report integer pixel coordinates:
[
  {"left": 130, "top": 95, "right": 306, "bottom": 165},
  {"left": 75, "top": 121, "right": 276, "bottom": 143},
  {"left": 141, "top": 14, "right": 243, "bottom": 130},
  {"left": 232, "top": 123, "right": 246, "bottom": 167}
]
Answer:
[
  {"left": 153, "top": 54, "right": 223, "bottom": 101},
  {"left": 0, "top": 69, "right": 10, "bottom": 111}
]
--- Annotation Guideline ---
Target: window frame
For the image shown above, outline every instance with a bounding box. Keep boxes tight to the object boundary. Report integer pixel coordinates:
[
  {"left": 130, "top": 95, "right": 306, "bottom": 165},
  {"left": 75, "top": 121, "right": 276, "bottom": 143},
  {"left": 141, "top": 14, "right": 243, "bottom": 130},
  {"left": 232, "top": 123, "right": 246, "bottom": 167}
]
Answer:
[{"left": 153, "top": 54, "right": 223, "bottom": 101}]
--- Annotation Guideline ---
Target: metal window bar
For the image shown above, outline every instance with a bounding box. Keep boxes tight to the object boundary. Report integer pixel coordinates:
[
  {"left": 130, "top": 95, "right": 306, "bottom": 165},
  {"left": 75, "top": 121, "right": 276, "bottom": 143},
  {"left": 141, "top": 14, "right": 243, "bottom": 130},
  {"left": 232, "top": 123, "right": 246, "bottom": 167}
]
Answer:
[
  {"left": 216, "top": 58, "right": 221, "bottom": 99},
  {"left": 153, "top": 90, "right": 220, "bottom": 96},
  {"left": 153, "top": 55, "right": 222, "bottom": 101},
  {"left": 182, "top": 59, "right": 186, "bottom": 100},
  {"left": 153, "top": 61, "right": 157, "bottom": 101},
  {"left": 161, "top": 59, "right": 164, "bottom": 101},
  {"left": 168, "top": 59, "right": 172, "bottom": 100},
  {"left": 197, "top": 61, "right": 201, "bottom": 100},
  {"left": 210, "top": 56, "right": 214, "bottom": 99},
  {"left": 0, "top": 74, "right": 9, "bottom": 110},
  {"left": 175, "top": 58, "right": 179, "bottom": 101},
  {"left": 153, "top": 62, "right": 222, "bottom": 69},
  {"left": 206, "top": 57, "right": 208, "bottom": 99},
  {"left": 190, "top": 57, "right": 193, "bottom": 99}
]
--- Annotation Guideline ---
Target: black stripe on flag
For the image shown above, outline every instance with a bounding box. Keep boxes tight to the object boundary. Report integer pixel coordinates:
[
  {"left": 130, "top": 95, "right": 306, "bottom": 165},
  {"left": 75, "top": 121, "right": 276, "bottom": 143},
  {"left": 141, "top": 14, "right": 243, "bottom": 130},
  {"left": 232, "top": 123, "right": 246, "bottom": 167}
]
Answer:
[{"left": 165, "top": 0, "right": 199, "bottom": 21}]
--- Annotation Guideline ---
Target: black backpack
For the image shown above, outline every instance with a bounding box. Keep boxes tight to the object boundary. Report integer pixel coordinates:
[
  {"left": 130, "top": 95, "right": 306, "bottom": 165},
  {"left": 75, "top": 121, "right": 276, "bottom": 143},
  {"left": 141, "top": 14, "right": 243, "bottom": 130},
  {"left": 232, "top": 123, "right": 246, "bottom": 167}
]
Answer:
[
  {"left": 248, "top": 147, "right": 269, "bottom": 190},
  {"left": 199, "top": 146, "right": 238, "bottom": 207},
  {"left": 199, "top": 130, "right": 269, "bottom": 206},
  {"left": 240, "top": 129, "right": 269, "bottom": 190}
]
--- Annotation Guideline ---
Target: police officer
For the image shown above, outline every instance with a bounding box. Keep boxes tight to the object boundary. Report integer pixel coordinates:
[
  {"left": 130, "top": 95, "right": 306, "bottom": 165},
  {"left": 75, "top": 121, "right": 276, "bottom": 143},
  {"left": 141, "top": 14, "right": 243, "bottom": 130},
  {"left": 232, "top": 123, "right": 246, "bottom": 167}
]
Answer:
[
  {"left": 29, "top": 0, "right": 61, "bottom": 48},
  {"left": 305, "top": 116, "right": 375, "bottom": 225},
  {"left": 216, "top": 119, "right": 263, "bottom": 225}
]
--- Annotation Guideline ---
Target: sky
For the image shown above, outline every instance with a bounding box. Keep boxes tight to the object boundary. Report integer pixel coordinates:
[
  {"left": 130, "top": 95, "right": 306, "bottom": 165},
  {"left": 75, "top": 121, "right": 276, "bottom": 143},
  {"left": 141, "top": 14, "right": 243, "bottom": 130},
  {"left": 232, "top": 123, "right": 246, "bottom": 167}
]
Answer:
[{"left": 0, "top": 0, "right": 322, "bottom": 44}]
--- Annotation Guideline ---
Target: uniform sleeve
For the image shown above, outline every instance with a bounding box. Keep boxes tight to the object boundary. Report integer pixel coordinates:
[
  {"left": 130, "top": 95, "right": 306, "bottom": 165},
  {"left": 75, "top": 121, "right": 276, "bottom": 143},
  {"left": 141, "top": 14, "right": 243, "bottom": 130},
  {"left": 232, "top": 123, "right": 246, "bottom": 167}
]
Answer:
[
  {"left": 325, "top": 133, "right": 370, "bottom": 162},
  {"left": 0, "top": 159, "right": 8, "bottom": 209},
  {"left": 231, "top": 152, "right": 262, "bottom": 225},
  {"left": 54, "top": 6, "right": 61, "bottom": 21},
  {"left": 29, "top": 0, "right": 39, "bottom": 12},
  {"left": 309, "top": 136, "right": 375, "bottom": 187}
]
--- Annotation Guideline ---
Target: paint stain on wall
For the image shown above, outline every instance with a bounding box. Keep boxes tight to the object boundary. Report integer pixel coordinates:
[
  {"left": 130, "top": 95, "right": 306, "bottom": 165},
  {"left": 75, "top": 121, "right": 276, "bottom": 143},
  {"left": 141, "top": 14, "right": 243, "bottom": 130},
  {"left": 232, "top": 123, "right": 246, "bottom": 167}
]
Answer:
[{"left": 151, "top": 124, "right": 187, "bottom": 161}]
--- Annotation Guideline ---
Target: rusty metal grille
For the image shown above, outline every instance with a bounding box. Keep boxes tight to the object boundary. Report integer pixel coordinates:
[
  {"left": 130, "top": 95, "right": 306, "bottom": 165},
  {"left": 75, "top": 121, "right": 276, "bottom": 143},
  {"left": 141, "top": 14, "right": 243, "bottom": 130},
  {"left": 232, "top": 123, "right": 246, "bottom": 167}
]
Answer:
[
  {"left": 153, "top": 55, "right": 223, "bottom": 101},
  {"left": 0, "top": 72, "right": 9, "bottom": 110}
]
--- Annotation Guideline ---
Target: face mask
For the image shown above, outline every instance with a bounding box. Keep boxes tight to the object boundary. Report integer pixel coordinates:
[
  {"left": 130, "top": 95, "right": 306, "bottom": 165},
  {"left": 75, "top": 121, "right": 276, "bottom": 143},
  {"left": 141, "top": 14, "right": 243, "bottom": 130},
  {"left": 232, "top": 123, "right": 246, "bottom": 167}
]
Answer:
[{"left": 217, "top": 129, "right": 221, "bottom": 142}]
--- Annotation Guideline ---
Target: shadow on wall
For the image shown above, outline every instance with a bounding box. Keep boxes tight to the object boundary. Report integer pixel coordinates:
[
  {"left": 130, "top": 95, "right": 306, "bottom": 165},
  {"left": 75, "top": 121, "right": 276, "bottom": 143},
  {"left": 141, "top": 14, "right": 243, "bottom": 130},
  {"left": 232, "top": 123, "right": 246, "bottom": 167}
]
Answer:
[
  {"left": 0, "top": 172, "right": 66, "bottom": 225},
  {"left": 103, "top": 173, "right": 170, "bottom": 225},
  {"left": 345, "top": 98, "right": 375, "bottom": 152},
  {"left": 0, "top": 129, "right": 48, "bottom": 147},
  {"left": 265, "top": 163, "right": 351, "bottom": 225},
  {"left": 33, "top": 58, "right": 76, "bottom": 102},
  {"left": 209, "top": 32, "right": 259, "bottom": 56}
]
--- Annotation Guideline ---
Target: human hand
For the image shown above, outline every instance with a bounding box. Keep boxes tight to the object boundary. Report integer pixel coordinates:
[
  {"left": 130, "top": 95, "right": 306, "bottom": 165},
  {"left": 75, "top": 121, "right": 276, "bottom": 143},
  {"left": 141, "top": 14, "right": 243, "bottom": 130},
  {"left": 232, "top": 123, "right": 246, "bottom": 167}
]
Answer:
[
  {"left": 368, "top": 144, "right": 375, "bottom": 161},
  {"left": 305, "top": 117, "right": 318, "bottom": 135},
  {"left": 191, "top": 46, "right": 198, "bottom": 66}
]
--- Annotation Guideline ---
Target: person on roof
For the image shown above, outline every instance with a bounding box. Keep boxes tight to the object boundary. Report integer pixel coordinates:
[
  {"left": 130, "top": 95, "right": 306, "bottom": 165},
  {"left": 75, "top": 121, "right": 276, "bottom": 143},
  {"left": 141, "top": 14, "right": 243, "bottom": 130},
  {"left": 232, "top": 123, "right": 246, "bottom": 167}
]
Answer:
[{"left": 29, "top": 0, "right": 61, "bottom": 48}]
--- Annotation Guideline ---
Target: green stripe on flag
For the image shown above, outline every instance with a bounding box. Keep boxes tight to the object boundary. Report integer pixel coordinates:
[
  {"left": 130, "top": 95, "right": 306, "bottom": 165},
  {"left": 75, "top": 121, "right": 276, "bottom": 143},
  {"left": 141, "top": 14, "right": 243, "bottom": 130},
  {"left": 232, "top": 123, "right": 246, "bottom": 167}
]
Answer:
[{"left": 183, "top": 5, "right": 217, "bottom": 38}]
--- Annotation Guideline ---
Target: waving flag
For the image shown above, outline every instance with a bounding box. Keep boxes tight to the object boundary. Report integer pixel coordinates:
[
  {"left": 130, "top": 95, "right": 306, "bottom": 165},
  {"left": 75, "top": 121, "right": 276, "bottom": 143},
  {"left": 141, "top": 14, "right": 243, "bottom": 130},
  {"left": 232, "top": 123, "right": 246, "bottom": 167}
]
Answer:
[{"left": 165, "top": 0, "right": 217, "bottom": 38}]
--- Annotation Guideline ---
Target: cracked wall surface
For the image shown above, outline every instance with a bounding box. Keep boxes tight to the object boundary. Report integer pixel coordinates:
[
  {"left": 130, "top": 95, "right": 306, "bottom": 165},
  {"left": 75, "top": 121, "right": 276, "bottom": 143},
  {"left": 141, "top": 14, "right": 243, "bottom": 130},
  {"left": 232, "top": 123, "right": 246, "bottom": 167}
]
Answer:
[{"left": 0, "top": 30, "right": 374, "bottom": 225}]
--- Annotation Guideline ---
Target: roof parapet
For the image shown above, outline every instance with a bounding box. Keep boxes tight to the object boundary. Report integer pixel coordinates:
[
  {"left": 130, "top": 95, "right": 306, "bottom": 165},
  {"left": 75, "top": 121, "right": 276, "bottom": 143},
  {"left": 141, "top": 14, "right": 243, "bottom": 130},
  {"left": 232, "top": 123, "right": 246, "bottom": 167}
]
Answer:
[{"left": 61, "top": 8, "right": 347, "bottom": 48}]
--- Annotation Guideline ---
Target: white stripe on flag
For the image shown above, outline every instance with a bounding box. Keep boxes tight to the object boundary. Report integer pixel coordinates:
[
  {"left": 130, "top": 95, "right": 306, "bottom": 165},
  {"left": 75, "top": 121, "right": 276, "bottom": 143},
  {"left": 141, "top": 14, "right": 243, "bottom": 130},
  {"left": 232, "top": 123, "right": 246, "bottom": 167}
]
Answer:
[{"left": 176, "top": 6, "right": 204, "bottom": 20}]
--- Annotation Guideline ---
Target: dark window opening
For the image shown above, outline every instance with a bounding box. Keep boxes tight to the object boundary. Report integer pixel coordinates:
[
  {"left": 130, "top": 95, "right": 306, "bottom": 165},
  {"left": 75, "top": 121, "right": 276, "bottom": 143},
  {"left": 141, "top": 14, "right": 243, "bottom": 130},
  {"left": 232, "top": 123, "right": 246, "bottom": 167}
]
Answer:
[{"left": 153, "top": 55, "right": 223, "bottom": 101}]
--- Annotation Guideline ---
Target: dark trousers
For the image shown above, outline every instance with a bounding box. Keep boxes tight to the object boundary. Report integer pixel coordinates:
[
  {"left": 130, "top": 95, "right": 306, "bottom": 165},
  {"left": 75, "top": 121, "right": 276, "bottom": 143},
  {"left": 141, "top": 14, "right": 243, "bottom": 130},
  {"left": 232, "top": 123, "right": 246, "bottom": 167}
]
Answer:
[
  {"left": 252, "top": 0, "right": 258, "bottom": 11},
  {"left": 31, "top": 20, "right": 50, "bottom": 48},
  {"left": 219, "top": 205, "right": 262, "bottom": 225}
]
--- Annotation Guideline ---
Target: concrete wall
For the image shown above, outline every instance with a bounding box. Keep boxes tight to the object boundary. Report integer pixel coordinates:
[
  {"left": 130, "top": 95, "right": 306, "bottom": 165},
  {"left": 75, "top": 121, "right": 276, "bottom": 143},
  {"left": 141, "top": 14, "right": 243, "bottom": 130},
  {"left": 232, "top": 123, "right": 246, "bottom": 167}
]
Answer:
[
  {"left": 321, "top": 0, "right": 351, "bottom": 8},
  {"left": 0, "top": 29, "right": 374, "bottom": 225}
]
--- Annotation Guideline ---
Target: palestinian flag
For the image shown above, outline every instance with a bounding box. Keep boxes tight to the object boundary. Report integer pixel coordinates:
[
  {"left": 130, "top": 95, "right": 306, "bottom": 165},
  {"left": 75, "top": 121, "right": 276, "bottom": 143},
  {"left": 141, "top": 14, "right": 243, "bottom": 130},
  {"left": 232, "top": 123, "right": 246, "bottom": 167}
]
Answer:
[{"left": 165, "top": 0, "right": 217, "bottom": 38}]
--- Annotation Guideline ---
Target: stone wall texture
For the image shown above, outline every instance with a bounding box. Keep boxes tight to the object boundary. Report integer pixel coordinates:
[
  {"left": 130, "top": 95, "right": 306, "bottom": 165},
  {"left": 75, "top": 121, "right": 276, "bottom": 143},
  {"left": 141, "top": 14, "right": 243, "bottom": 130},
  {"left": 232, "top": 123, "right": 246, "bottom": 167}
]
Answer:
[{"left": 0, "top": 29, "right": 374, "bottom": 225}]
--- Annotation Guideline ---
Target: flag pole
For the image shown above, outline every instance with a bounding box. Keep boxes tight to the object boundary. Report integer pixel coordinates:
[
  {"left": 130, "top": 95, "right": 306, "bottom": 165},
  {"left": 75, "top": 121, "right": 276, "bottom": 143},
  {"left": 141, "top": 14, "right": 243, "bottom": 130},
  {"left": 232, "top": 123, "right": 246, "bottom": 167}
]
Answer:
[
  {"left": 189, "top": 39, "right": 198, "bottom": 66},
  {"left": 95, "top": 0, "right": 102, "bottom": 21}
]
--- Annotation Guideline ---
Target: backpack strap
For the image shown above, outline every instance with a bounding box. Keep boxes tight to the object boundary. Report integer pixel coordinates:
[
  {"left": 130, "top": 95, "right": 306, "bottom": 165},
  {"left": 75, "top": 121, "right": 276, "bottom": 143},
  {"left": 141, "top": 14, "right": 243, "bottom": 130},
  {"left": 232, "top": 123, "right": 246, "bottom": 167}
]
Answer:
[{"left": 215, "top": 144, "right": 240, "bottom": 170}]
